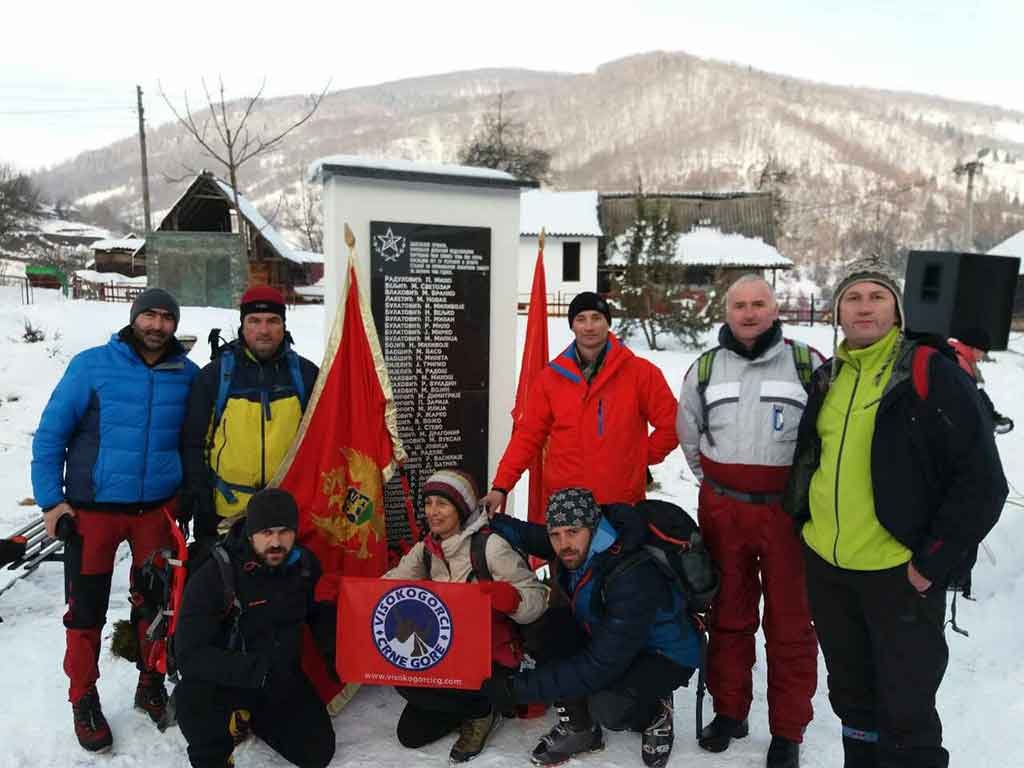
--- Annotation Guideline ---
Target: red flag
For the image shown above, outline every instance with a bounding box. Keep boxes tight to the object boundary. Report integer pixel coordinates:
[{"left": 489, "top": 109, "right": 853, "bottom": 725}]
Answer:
[
  {"left": 514, "top": 234, "right": 550, "bottom": 524},
  {"left": 338, "top": 578, "right": 492, "bottom": 690},
  {"left": 271, "top": 245, "right": 406, "bottom": 708}
]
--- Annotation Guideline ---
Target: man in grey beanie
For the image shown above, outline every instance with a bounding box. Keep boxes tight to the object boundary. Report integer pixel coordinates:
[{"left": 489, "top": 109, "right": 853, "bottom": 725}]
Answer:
[
  {"left": 784, "top": 254, "right": 1007, "bottom": 768},
  {"left": 31, "top": 284, "right": 197, "bottom": 751}
]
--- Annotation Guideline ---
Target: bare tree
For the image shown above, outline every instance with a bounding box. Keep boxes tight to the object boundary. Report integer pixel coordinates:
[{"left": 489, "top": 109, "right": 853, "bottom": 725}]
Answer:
[
  {"left": 160, "top": 77, "right": 329, "bottom": 302},
  {"left": 0, "top": 164, "right": 41, "bottom": 238},
  {"left": 280, "top": 170, "right": 323, "bottom": 253},
  {"left": 458, "top": 92, "right": 552, "bottom": 184}
]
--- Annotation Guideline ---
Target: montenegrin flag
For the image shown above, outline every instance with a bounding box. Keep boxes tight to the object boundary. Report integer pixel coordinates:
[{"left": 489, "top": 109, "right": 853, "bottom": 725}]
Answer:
[
  {"left": 515, "top": 233, "right": 550, "bottom": 525},
  {"left": 338, "top": 578, "right": 492, "bottom": 691},
  {"left": 271, "top": 236, "right": 406, "bottom": 710}
]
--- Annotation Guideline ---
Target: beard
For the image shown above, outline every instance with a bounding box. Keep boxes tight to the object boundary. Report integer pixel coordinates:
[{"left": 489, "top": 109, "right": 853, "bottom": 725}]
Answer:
[{"left": 132, "top": 325, "right": 170, "bottom": 351}]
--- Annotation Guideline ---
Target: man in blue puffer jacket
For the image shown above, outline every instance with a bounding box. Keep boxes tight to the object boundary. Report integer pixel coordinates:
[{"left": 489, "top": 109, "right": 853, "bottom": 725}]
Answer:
[
  {"left": 483, "top": 488, "right": 699, "bottom": 768},
  {"left": 31, "top": 288, "right": 198, "bottom": 753}
]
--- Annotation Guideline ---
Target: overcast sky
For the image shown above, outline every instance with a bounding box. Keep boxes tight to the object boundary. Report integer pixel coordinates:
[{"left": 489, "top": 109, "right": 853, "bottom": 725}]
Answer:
[{"left": 2, "top": 0, "right": 1020, "bottom": 171}]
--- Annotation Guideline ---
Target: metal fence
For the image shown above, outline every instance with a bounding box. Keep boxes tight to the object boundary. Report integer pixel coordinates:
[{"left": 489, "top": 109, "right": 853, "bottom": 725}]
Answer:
[
  {"left": 0, "top": 274, "right": 33, "bottom": 304},
  {"left": 70, "top": 276, "right": 145, "bottom": 303}
]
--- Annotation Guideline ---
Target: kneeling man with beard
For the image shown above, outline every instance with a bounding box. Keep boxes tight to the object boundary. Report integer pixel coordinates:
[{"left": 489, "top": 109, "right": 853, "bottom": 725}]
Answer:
[{"left": 174, "top": 489, "right": 337, "bottom": 768}]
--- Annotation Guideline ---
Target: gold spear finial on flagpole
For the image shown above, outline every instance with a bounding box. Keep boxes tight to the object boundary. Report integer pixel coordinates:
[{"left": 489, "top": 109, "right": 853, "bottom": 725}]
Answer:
[
  {"left": 539, "top": 226, "right": 545, "bottom": 252},
  {"left": 344, "top": 222, "right": 356, "bottom": 251}
]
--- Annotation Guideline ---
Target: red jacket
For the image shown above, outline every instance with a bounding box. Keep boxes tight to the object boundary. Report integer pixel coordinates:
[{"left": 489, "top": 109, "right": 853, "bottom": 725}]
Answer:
[{"left": 493, "top": 334, "right": 678, "bottom": 505}]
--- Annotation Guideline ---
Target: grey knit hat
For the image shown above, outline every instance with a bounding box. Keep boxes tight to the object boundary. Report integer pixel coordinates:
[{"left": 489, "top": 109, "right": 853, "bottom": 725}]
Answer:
[
  {"left": 546, "top": 488, "right": 601, "bottom": 532},
  {"left": 130, "top": 288, "right": 180, "bottom": 328},
  {"left": 831, "top": 255, "right": 905, "bottom": 330}
]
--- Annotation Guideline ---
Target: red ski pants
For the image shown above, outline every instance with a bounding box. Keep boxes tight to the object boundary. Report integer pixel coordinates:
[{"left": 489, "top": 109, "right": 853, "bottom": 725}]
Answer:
[
  {"left": 698, "top": 482, "right": 818, "bottom": 741},
  {"left": 62, "top": 506, "right": 173, "bottom": 702}
]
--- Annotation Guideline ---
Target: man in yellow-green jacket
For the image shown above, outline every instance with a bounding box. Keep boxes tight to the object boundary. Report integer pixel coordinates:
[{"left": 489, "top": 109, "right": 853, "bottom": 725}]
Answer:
[{"left": 784, "top": 256, "right": 1006, "bottom": 768}]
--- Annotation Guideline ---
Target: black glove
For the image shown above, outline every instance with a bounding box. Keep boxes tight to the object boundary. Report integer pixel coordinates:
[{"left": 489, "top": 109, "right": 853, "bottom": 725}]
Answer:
[{"left": 480, "top": 670, "right": 517, "bottom": 713}]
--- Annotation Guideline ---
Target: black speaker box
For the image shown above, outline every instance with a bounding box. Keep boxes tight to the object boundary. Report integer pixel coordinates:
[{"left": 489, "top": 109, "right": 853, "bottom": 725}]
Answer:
[{"left": 903, "top": 250, "right": 1020, "bottom": 351}]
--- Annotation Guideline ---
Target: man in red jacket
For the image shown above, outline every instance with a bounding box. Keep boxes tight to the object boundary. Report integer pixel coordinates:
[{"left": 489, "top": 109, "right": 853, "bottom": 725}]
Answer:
[{"left": 481, "top": 292, "right": 678, "bottom": 512}]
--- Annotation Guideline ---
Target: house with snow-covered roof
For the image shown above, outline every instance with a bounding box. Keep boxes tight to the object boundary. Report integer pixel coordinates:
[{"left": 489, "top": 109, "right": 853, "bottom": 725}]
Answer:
[
  {"left": 605, "top": 226, "right": 792, "bottom": 288},
  {"left": 987, "top": 230, "right": 1024, "bottom": 317},
  {"left": 518, "top": 190, "right": 602, "bottom": 312},
  {"left": 155, "top": 171, "right": 323, "bottom": 304},
  {"left": 91, "top": 234, "right": 146, "bottom": 277}
]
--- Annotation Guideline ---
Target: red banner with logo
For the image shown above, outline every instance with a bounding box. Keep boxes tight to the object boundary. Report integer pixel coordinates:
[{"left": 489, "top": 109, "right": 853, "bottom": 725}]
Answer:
[{"left": 338, "top": 577, "right": 492, "bottom": 690}]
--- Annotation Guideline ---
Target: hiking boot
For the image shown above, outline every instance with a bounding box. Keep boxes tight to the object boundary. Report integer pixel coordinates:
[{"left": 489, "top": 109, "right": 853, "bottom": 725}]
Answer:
[
  {"left": 134, "top": 671, "right": 168, "bottom": 724},
  {"left": 698, "top": 713, "right": 749, "bottom": 753},
  {"left": 72, "top": 686, "right": 113, "bottom": 753},
  {"left": 449, "top": 710, "right": 501, "bottom": 764},
  {"left": 530, "top": 702, "right": 604, "bottom": 766},
  {"left": 641, "top": 696, "right": 674, "bottom": 768},
  {"left": 767, "top": 735, "right": 800, "bottom": 768},
  {"left": 229, "top": 709, "right": 252, "bottom": 747}
]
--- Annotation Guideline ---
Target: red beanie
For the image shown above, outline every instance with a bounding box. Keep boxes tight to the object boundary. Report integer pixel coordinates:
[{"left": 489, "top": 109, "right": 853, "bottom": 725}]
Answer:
[{"left": 240, "top": 285, "right": 286, "bottom": 321}]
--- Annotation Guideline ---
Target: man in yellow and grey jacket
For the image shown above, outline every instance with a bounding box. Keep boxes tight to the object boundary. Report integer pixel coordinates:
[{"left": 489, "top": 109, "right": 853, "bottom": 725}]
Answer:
[{"left": 181, "top": 286, "right": 318, "bottom": 541}]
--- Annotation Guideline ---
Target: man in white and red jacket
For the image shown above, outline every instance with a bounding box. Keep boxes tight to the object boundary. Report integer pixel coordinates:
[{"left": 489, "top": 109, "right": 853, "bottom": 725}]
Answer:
[
  {"left": 481, "top": 292, "right": 678, "bottom": 513},
  {"left": 677, "top": 275, "right": 823, "bottom": 768}
]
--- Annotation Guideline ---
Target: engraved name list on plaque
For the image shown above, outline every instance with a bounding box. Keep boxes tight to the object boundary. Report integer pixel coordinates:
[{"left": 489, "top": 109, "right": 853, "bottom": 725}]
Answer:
[{"left": 370, "top": 221, "right": 491, "bottom": 540}]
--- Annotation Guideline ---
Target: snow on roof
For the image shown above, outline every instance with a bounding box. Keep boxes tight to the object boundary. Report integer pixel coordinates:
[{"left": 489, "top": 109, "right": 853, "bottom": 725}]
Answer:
[
  {"left": 308, "top": 155, "right": 524, "bottom": 185},
  {"left": 606, "top": 227, "right": 793, "bottom": 269},
  {"left": 987, "top": 230, "right": 1024, "bottom": 275},
  {"left": 73, "top": 269, "right": 148, "bottom": 286},
  {"left": 91, "top": 237, "right": 145, "bottom": 255},
  {"left": 34, "top": 217, "right": 111, "bottom": 240},
  {"left": 290, "top": 249, "right": 324, "bottom": 265},
  {"left": 519, "top": 190, "right": 602, "bottom": 238}
]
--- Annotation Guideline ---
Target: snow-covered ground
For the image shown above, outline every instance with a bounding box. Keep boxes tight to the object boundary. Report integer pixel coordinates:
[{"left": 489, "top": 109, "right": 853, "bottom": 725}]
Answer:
[{"left": 1, "top": 286, "right": 1022, "bottom": 767}]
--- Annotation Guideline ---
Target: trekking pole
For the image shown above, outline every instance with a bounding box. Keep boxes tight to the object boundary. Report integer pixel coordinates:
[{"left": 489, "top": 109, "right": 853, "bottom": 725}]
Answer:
[{"left": 5, "top": 518, "right": 45, "bottom": 541}]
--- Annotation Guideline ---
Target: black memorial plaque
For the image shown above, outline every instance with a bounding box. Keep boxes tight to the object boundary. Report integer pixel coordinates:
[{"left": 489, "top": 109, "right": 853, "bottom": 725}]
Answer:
[{"left": 370, "top": 221, "right": 491, "bottom": 542}]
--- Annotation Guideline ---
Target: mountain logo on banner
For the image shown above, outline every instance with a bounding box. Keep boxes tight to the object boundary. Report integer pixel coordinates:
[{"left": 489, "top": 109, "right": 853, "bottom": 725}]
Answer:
[
  {"left": 373, "top": 586, "right": 453, "bottom": 671},
  {"left": 373, "top": 227, "right": 406, "bottom": 263}
]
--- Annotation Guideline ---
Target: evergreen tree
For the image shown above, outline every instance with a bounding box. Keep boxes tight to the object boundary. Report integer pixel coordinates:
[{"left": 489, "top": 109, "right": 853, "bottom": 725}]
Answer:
[{"left": 610, "top": 195, "right": 713, "bottom": 350}]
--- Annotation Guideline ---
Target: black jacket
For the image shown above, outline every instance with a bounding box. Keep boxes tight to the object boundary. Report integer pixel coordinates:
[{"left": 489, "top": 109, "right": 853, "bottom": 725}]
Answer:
[
  {"left": 174, "top": 535, "right": 336, "bottom": 690},
  {"left": 784, "top": 337, "right": 1007, "bottom": 585}
]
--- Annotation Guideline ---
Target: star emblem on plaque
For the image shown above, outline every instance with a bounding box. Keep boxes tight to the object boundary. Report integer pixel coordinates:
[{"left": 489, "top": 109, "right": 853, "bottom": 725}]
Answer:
[{"left": 373, "top": 227, "right": 406, "bottom": 262}]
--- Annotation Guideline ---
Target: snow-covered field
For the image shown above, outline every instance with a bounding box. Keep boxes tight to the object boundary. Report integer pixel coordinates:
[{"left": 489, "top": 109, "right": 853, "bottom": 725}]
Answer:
[{"left": 1, "top": 286, "right": 1022, "bottom": 767}]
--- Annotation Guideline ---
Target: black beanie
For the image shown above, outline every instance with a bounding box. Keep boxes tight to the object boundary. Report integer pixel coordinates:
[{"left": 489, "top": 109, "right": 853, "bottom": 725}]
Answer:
[
  {"left": 245, "top": 488, "right": 299, "bottom": 536},
  {"left": 130, "top": 288, "right": 180, "bottom": 328},
  {"left": 567, "top": 292, "right": 612, "bottom": 327}
]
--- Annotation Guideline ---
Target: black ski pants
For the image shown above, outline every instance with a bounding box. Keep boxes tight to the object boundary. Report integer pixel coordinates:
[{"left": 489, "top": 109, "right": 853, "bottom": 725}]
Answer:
[
  {"left": 804, "top": 545, "right": 949, "bottom": 768},
  {"left": 175, "top": 674, "right": 335, "bottom": 768},
  {"left": 395, "top": 683, "right": 492, "bottom": 748},
  {"left": 540, "top": 606, "right": 693, "bottom": 731}
]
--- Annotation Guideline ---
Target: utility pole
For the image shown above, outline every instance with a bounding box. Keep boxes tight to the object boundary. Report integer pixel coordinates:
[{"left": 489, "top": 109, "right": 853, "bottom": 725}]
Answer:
[
  {"left": 136, "top": 85, "right": 152, "bottom": 233},
  {"left": 954, "top": 149, "right": 989, "bottom": 251}
]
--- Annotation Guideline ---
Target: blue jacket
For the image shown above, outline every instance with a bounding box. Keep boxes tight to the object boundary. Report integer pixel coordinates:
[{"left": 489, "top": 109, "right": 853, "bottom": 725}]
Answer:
[
  {"left": 489, "top": 512, "right": 700, "bottom": 704},
  {"left": 31, "top": 330, "right": 199, "bottom": 509}
]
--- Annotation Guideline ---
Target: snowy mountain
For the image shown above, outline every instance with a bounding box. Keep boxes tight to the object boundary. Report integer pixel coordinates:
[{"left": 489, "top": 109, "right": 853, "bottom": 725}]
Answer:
[{"left": 29, "top": 51, "right": 1024, "bottom": 272}]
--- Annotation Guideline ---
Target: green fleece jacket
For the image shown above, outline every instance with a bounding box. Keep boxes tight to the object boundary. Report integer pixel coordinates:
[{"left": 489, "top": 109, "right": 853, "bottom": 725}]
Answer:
[{"left": 804, "top": 327, "right": 912, "bottom": 570}]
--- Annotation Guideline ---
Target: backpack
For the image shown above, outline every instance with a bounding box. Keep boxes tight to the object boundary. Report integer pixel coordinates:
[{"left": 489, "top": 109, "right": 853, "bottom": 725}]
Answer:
[
  {"left": 421, "top": 528, "right": 497, "bottom": 582},
  {"left": 695, "top": 340, "right": 814, "bottom": 445},
  {"left": 601, "top": 499, "right": 720, "bottom": 739},
  {"left": 211, "top": 339, "right": 309, "bottom": 428}
]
